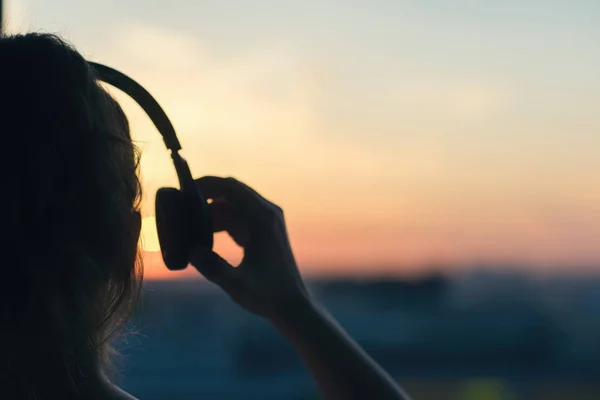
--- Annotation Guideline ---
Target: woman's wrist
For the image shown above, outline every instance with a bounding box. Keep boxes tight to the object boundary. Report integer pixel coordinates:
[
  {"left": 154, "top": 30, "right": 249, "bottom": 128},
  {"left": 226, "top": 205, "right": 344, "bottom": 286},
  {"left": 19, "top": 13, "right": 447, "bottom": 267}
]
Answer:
[{"left": 268, "top": 291, "right": 320, "bottom": 333}]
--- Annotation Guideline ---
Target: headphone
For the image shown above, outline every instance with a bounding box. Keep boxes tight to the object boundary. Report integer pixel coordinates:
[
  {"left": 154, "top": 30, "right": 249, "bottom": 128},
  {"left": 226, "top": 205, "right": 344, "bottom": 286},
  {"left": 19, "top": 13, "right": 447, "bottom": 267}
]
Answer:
[{"left": 88, "top": 62, "right": 214, "bottom": 271}]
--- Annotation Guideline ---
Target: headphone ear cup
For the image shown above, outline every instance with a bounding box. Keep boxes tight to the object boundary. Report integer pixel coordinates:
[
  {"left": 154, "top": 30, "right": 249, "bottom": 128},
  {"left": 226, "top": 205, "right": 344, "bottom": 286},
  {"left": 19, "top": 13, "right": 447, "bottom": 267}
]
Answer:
[{"left": 155, "top": 188, "right": 192, "bottom": 271}]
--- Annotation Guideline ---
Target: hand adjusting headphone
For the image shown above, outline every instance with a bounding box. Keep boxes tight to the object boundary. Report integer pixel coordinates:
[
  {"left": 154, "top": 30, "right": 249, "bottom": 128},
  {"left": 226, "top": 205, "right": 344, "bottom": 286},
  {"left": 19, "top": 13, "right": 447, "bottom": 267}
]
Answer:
[{"left": 88, "top": 62, "right": 214, "bottom": 271}]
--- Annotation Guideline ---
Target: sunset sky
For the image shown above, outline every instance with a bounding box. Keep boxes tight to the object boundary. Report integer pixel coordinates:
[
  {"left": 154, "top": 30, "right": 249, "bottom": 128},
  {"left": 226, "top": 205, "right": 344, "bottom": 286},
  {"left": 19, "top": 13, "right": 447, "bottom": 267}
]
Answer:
[{"left": 6, "top": 0, "right": 600, "bottom": 278}]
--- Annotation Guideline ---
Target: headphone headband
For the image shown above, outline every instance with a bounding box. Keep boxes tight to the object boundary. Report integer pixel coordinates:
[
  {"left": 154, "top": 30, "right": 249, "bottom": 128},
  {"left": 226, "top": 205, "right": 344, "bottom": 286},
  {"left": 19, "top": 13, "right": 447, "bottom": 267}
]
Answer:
[
  {"left": 87, "top": 61, "right": 214, "bottom": 267},
  {"left": 88, "top": 62, "right": 182, "bottom": 152}
]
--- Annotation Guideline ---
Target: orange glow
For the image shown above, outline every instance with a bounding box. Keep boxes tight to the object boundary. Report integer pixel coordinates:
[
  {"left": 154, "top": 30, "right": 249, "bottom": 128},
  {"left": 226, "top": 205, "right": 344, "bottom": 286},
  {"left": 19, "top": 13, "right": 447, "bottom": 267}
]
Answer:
[{"left": 10, "top": 4, "right": 600, "bottom": 279}]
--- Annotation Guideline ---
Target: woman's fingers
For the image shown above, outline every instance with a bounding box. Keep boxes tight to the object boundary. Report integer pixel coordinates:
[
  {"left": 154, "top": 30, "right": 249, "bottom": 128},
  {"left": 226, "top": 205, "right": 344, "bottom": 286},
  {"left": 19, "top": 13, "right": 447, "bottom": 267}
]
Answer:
[
  {"left": 189, "top": 245, "right": 239, "bottom": 288},
  {"left": 198, "top": 176, "right": 272, "bottom": 247},
  {"left": 208, "top": 198, "right": 234, "bottom": 233},
  {"left": 195, "top": 176, "right": 272, "bottom": 216},
  {"left": 208, "top": 198, "right": 251, "bottom": 247}
]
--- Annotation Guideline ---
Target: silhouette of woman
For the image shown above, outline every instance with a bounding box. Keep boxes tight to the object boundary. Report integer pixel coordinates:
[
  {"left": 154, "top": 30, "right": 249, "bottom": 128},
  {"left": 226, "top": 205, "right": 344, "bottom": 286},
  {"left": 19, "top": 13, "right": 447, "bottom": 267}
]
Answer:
[{"left": 0, "top": 33, "right": 411, "bottom": 400}]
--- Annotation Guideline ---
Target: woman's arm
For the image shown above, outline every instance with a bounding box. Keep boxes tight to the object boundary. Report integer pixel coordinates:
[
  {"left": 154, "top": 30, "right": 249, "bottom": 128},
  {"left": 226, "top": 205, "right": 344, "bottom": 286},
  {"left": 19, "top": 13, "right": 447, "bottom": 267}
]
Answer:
[
  {"left": 272, "top": 296, "right": 411, "bottom": 400},
  {"left": 190, "top": 176, "right": 411, "bottom": 400}
]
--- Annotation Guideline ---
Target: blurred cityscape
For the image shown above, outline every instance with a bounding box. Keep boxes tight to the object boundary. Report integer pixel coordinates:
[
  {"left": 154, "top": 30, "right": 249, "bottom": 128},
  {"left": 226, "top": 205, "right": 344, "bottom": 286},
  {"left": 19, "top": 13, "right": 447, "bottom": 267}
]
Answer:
[{"left": 115, "top": 269, "right": 600, "bottom": 400}]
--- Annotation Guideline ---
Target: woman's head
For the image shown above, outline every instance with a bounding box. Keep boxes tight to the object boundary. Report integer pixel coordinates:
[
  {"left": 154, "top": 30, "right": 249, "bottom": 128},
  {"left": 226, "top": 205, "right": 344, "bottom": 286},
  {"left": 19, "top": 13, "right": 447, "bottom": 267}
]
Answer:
[{"left": 0, "top": 33, "right": 143, "bottom": 396}]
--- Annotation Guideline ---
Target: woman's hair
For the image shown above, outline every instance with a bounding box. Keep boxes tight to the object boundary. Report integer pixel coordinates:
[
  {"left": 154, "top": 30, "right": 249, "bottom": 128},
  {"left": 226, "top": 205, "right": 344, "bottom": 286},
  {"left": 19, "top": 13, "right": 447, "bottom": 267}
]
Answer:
[{"left": 0, "top": 33, "right": 143, "bottom": 398}]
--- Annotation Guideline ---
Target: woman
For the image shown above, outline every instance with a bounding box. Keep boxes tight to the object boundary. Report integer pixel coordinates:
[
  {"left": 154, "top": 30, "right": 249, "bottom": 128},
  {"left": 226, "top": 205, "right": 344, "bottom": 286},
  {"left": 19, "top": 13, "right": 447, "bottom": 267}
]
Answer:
[{"left": 1, "top": 33, "right": 411, "bottom": 400}]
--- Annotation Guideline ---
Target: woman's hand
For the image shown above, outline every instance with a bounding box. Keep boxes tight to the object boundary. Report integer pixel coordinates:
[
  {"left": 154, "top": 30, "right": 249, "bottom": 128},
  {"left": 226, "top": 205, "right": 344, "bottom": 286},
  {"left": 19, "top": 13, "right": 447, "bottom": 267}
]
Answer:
[
  {"left": 189, "top": 176, "right": 411, "bottom": 400},
  {"left": 189, "top": 176, "right": 311, "bottom": 320}
]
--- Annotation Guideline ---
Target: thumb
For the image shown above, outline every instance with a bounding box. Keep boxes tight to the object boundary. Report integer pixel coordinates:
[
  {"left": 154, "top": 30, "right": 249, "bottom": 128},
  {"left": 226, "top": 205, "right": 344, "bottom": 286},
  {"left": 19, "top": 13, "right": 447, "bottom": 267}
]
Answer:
[{"left": 189, "top": 246, "right": 237, "bottom": 286}]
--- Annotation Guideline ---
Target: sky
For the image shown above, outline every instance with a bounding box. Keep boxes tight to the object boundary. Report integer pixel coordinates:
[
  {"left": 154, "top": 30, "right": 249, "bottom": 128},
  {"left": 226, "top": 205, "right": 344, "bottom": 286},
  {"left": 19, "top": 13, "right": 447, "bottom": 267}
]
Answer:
[{"left": 6, "top": 0, "right": 600, "bottom": 279}]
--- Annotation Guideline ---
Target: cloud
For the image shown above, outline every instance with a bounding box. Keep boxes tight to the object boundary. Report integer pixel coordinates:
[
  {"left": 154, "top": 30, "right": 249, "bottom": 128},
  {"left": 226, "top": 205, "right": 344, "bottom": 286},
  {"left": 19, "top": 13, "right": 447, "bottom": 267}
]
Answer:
[
  {"left": 98, "top": 22, "right": 320, "bottom": 146},
  {"left": 94, "top": 21, "right": 414, "bottom": 213},
  {"left": 445, "top": 82, "right": 513, "bottom": 121}
]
